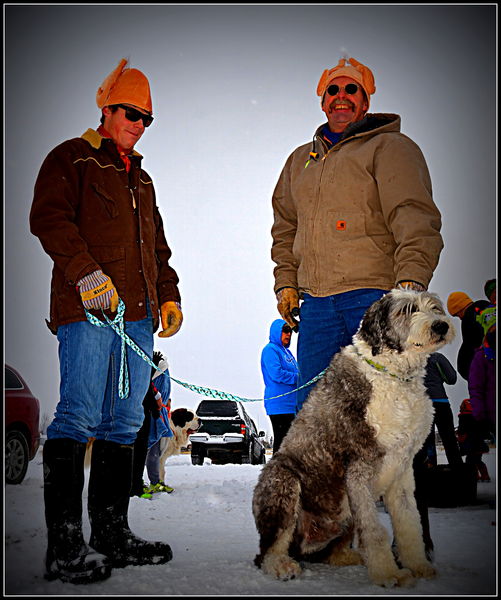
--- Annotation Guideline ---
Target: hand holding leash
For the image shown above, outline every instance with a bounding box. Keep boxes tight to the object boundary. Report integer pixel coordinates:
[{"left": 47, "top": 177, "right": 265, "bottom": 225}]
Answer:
[
  {"left": 77, "top": 269, "right": 119, "bottom": 312},
  {"left": 276, "top": 287, "right": 300, "bottom": 332}
]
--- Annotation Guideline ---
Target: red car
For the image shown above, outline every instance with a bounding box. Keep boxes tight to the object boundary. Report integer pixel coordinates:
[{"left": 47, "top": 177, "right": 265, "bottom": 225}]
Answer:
[{"left": 5, "top": 364, "right": 41, "bottom": 484}]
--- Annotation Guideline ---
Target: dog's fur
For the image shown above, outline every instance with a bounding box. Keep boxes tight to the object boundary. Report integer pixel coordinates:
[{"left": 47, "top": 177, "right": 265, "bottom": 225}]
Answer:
[
  {"left": 252, "top": 289, "right": 455, "bottom": 588},
  {"left": 158, "top": 408, "right": 199, "bottom": 482}
]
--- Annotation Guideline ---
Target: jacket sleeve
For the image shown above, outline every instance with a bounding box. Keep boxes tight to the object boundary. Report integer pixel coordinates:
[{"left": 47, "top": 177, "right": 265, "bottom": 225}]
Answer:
[
  {"left": 374, "top": 135, "right": 444, "bottom": 288},
  {"left": 152, "top": 201, "right": 181, "bottom": 305},
  {"left": 30, "top": 143, "right": 100, "bottom": 285},
  {"left": 271, "top": 153, "right": 299, "bottom": 293},
  {"left": 262, "top": 345, "right": 298, "bottom": 385},
  {"left": 435, "top": 353, "right": 458, "bottom": 385}
]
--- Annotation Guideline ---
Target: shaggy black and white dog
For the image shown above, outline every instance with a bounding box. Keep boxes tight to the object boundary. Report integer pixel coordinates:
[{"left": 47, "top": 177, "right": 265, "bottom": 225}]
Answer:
[{"left": 252, "top": 289, "right": 455, "bottom": 588}]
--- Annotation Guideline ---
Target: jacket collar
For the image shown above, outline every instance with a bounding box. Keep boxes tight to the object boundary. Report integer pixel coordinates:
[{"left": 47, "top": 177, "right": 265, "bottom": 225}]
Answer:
[
  {"left": 314, "top": 113, "right": 401, "bottom": 152},
  {"left": 80, "top": 128, "right": 143, "bottom": 159}
]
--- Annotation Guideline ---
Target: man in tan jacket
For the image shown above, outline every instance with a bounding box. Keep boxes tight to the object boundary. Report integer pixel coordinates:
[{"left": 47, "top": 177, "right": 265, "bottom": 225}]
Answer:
[
  {"left": 271, "top": 57, "right": 443, "bottom": 412},
  {"left": 30, "top": 59, "right": 182, "bottom": 584}
]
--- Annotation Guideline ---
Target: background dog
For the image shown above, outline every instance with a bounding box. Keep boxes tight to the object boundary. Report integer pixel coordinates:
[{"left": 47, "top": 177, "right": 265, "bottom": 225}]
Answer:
[
  {"left": 84, "top": 409, "right": 199, "bottom": 475},
  {"left": 253, "top": 289, "right": 455, "bottom": 588},
  {"left": 158, "top": 408, "right": 199, "bottom": 483}
]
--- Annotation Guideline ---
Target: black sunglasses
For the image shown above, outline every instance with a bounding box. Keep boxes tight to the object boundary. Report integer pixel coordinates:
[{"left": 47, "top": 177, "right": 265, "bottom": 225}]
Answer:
[
  {"left": 326, "top": 83, "right": 359, "bottom": 96},
  {"left": 282, "top": 325, "right": 292, "bottom": 334},
  {"left": 117, "top": 104, "right": 154, "bottom": 127}
]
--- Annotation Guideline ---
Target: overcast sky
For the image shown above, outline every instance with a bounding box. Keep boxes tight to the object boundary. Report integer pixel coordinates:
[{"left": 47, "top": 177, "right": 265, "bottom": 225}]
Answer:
[{"left": 4, "top": 4, "right": 497, "bottom": 436}]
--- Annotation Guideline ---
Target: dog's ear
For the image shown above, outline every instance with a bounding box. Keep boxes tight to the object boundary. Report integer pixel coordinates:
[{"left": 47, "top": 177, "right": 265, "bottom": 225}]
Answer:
[
  {"left": 358, "top": 294, "right": 402, "bottom": 355},
  {"left": 170, "top": 408, "right": 194, "bottom": 428}
]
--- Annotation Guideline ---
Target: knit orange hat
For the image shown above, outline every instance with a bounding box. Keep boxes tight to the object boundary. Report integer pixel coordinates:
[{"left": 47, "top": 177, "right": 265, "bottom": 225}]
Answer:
[
  {"left": 447, "top": 292, "right": 473, "bottom": 316},
  {"left": 96, "top": 58, "right": 153, "bottom": 114},
  {"left": 317, "top": 57, "right": 375, "bottom": 107}
]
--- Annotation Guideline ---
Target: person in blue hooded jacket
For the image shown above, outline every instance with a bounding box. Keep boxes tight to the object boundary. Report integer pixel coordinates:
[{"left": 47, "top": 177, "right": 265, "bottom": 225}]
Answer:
[{"left": 261, "top": 319, "right": 299, "bottom": 453}]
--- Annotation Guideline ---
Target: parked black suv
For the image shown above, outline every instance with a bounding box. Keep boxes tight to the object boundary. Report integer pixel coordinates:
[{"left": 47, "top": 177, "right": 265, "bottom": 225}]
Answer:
[{"left": 189, "top": 399, "right": 267, "bottom": 465}]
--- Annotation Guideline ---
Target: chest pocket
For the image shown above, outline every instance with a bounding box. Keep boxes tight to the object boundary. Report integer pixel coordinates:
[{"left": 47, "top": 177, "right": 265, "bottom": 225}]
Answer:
[{"left": 92, "top": 182, "right": 119, "bottom": 219}]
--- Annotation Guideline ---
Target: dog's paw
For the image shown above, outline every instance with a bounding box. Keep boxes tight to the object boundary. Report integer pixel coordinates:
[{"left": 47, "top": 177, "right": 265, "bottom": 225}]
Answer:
[
  {"left": 261, "top": 554, "right": 302, "bottom": 580},
  {"left": 370, "top": 566, "right": 415, "bottom": 588},
  {"left": 410, "top": 561, "right": 436, "bottom": 579}
]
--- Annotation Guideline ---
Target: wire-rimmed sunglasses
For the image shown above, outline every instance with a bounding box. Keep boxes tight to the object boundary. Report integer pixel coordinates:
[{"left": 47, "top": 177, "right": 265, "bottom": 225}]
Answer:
[
  {"left": 326, "top": 83, "right": 359, "bottom": 96},
  {"left": 116, "top": 104, "right": 154, "bottom": 127}
]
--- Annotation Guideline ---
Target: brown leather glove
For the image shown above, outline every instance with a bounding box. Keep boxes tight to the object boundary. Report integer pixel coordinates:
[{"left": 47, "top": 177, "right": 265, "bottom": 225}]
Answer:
[
  {"left": 276, "top": 287, "right": 300, "bottom": 331},
  {"left": 158, "top": 301, "right": 183, "bottom": 338}
]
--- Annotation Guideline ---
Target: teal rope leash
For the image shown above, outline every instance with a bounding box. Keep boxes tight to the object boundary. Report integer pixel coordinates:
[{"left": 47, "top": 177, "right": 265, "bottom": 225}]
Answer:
[
  {"left": 85, "top": 298, "right": 327, "bottom": 402},
  {"left": 85, "top": 299, "right": 130, "bottom": 398}
]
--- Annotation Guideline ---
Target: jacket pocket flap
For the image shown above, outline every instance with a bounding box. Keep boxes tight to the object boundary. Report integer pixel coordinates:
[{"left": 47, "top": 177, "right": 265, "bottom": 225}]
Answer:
[
  {"left": 92, "top": 182, "right": 119, "bottom": 218},
  {"left": 89, "top": 245, "right": 125, "bottom": 264}
]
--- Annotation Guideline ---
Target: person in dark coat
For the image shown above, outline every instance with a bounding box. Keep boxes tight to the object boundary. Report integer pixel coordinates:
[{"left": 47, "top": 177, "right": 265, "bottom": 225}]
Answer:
[
  {"left": 412, "top": 352, "right": 462, "bottom": 562},
  {"left": 30, "top": 58, "right": 181, "bottom": 584},
  {"left": 447, "top": 292, "right": 489, "bottom": 381},
  {"left": 421, "top": 352, "right": 463, "bottom": 468}
]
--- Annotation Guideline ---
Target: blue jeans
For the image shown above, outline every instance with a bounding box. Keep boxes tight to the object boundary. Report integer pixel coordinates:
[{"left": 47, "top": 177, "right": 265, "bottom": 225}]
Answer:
[
  {"left": 47, "top": 312, "right": 154, "bottom": 444},
  {"left": 296, "top": 289, "right": 388, "bottom": 412},
  {"left": 146, "top": 439, "right": 161, "bottom": 484}
]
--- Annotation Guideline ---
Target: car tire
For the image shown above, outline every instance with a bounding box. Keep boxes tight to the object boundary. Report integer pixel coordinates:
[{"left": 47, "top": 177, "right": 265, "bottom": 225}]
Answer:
[
  {"left": 242, "top": 442, "right": 253, "bottom": 465},
  {"left": 5, "top": 430, "right": 30, "bottom": 484},
  {"left": 191, "top": 454, "right": 204, "bottom": 466}
]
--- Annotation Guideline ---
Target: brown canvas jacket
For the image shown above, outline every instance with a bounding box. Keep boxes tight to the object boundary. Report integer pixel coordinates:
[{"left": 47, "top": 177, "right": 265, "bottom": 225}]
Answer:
[
  {"left": 271, "top": 113, "right": 443, "bottom": 296},
  {"left": 30, "top": 128, "right": 180, "bottom": 333}
]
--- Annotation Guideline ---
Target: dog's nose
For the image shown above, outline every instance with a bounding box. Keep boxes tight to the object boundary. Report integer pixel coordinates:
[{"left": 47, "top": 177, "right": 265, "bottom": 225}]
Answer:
[{"left": 432, "top": 321, "right": 449, "bottom": 336}]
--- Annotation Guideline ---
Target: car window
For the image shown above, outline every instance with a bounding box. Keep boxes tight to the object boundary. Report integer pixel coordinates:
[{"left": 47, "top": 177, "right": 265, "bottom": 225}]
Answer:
[
  {"left": 248, "top": 418, "right": 257, "bottom": 435},
  {"left": 5, "top": 367, "right": 24, "bottom": 390},
  {"left": 196, "top": 400, "right": 239, "bottom": 417}
]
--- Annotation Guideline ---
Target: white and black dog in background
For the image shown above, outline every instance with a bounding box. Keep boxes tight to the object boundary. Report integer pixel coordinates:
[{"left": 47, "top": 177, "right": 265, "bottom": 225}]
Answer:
[
  {"left": 158, "top": 408, "right": 199, "bottom": 483},
  {"left": 253, "top": 289, "right": 455, "bottom": 588}
]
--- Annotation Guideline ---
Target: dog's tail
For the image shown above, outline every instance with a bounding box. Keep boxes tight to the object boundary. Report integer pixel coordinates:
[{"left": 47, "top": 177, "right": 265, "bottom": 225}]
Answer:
[{"left": 253, "top": 460, "right": 302, "bottom": 568}]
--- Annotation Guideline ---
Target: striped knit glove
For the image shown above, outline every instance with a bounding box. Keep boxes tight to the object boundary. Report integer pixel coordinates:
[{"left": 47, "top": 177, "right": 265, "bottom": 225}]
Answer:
[{"left": 77, "top": 269, "right": 119, "bottom": 312}]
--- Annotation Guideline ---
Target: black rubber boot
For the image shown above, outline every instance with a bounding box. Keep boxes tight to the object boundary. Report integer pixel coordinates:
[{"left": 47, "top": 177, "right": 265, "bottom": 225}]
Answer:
[
  {"left": 88, "top": 439, "right": 173, "bottom": 568},
  {"left": 43, "top": 438, "right": 112, "bottom": 584}
]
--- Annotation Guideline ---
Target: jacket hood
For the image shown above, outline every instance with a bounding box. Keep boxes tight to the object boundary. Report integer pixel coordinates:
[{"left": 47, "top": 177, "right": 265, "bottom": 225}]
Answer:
[
  {"left": 269, "top": 319, "right": 287, "bottom": 345},
  {"left": 314, "top": 113, "right": 400, "bottom": 153}
]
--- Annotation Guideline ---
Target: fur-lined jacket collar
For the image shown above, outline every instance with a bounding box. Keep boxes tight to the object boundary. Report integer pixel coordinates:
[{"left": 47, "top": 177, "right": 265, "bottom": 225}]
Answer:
[
  {"left": 314, "top": 113, "right": 400, "bottom": 154},
  {"left": 81, "top": 128, "right": 143, "bottom": 158}
]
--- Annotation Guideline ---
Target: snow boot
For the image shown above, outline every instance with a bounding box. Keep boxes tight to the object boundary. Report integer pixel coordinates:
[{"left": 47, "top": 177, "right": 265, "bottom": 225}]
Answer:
[
  {"left": 88, "top": 440, "right": 173, "bottom": 568},
  {"left": 43, "top": 438, "right": 112, "bottom": 584}
]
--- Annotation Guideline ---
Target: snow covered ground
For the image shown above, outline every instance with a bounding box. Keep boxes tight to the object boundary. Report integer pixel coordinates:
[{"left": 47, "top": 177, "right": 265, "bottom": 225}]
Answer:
[{"left": 4, "top": 447, "right": 497, "bottom": 596}]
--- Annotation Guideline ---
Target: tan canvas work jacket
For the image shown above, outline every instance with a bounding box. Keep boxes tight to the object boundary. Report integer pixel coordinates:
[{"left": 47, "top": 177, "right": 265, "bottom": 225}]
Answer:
[
  {"left": 271, "top": 113, "right": 443, "bottom": 296},
  {"left": 30, "top": 129, "right": 180, "bottom": 333}
]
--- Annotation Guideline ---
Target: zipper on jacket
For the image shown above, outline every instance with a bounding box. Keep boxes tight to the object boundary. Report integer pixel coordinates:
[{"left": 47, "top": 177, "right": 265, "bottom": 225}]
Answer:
[
  {"left": 311, "top": 155, "right": 327, "bottom": 293},
  {"left": 130, "top": 188, "right": 137, "bottom": 210}
]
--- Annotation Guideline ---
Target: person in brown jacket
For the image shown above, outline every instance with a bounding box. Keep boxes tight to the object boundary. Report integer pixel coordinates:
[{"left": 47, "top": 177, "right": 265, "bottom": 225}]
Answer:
[
  {"left": 271, "top": 57, "right": 443, "bottom": 412},
  {"left": 271, "top": 57, "right": 443, "bottom": 560},
  {"left": 30, "top": 59, "right": 182, "bottom": 584}
]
